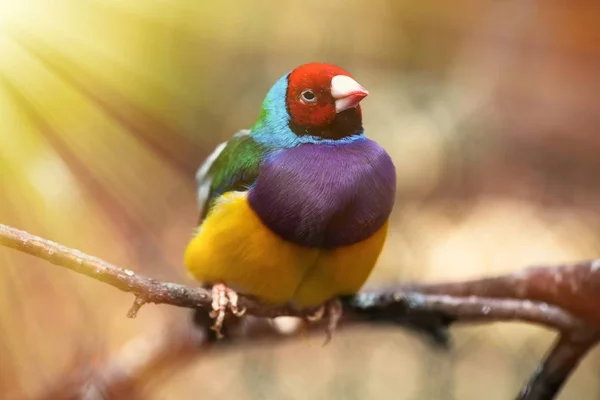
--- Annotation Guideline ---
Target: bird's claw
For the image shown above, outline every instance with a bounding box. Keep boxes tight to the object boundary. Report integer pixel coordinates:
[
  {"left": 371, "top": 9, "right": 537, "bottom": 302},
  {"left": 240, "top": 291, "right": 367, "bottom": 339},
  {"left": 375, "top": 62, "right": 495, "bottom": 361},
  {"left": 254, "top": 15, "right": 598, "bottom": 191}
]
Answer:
[
  {"left": 304, "top": 298, "right": 343, "bottom": 345},
  {"left": 324, "top": 298, "right": 343, "bottom": 345},
  {"left": 209, "top": 283, "right": 246, "bottom": 338},
  {"left": 306, "top": 305, "right": 325, "bottom": 322}
]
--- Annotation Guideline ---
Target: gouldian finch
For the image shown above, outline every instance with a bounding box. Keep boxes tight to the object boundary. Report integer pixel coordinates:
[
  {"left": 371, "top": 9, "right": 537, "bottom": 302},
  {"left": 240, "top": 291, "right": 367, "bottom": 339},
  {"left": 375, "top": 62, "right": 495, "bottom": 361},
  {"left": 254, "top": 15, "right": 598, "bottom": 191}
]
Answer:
[{"left": 185, "top": 62, "right": 396, "bottom": 337}]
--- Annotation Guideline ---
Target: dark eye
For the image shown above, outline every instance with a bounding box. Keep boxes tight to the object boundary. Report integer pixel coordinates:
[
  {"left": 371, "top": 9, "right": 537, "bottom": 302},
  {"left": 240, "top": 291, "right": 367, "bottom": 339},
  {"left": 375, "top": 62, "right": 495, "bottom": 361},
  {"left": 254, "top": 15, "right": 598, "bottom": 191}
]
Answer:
[{"left": 300, "top": 89, "right": 316, "bottom": 102}]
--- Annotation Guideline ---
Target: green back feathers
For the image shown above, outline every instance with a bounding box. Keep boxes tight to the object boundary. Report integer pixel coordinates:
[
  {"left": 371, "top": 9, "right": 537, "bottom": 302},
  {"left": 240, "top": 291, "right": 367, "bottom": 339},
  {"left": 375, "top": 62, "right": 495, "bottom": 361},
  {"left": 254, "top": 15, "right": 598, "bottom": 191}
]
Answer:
[
  {"left": 197, "top": 131, "right": 267, "bottom": 220},
  {"left": 209, "top": 134, "right": 265, "bottom": 197}
]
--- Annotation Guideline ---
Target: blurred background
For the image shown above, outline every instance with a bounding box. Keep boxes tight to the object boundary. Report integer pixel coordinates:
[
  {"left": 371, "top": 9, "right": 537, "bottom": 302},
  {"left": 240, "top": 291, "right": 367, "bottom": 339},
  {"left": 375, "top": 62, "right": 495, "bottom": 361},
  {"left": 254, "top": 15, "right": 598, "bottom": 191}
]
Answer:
[{"left": 1, "top": 0, "right": 600, "bottom": 398}]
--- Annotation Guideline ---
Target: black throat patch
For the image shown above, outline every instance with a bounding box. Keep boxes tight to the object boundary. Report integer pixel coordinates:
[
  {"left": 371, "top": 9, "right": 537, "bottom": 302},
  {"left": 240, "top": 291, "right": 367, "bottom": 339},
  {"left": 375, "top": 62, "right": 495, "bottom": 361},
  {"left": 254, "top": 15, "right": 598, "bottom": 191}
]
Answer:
[{"left": 288, "top": 108, "right": 364, "bottom": 140}]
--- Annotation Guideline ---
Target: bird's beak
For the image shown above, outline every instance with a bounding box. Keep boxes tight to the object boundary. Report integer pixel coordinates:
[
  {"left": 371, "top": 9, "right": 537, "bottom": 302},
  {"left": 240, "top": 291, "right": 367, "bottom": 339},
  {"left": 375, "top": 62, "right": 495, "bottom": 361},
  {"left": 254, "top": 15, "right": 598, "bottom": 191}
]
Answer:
[{"left": 331, "top": 75, "right": 369, "bottom": 113}]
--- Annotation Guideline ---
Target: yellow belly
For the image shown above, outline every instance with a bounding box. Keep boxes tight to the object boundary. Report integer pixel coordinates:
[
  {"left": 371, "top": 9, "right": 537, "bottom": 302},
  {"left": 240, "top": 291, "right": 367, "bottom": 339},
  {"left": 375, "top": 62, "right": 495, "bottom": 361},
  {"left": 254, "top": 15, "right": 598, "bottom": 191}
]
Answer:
[{"left": 184, "top": 191, "right": 389, "bottom": 308}]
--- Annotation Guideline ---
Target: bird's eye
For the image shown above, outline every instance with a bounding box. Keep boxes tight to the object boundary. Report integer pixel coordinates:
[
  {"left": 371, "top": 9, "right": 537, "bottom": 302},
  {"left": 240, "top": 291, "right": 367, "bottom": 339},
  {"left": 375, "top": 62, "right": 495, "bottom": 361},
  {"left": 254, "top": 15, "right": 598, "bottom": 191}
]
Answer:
[{"left": 300, "top": 89, "right": 316, "bottom": 103}]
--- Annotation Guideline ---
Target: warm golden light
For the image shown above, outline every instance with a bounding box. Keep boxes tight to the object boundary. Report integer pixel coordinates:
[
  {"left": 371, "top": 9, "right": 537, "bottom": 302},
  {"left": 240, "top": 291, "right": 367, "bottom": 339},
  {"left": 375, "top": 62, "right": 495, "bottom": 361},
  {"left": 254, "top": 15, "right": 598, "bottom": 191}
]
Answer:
[
  {"left": 0, "top": 1, "right": 599, "bottom": 399},
  {"left": 0, "top": 1, "right": 31, "bottom": 29}
]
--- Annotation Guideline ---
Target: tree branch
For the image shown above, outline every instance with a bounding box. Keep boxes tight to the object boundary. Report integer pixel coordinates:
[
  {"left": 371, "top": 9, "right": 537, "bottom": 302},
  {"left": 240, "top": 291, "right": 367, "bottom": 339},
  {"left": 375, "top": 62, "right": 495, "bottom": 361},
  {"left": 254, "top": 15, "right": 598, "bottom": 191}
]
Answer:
[
  {"left": 1, "top": 223, "right": 599, "bottom": 399},
  {"left": 0, "top": 223, "right": 307, "bottom": 319},
  {"left": 516, "top": 333, "right": 599, "bottom": 400}
]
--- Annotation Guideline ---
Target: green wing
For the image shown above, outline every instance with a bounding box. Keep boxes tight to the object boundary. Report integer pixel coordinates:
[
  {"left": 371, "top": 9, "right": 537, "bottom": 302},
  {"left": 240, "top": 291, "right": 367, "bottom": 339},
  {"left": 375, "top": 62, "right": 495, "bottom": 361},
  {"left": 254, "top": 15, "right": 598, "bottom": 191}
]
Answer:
[{"left": 196, "top": 130, "right": 266, "bottom": 221}]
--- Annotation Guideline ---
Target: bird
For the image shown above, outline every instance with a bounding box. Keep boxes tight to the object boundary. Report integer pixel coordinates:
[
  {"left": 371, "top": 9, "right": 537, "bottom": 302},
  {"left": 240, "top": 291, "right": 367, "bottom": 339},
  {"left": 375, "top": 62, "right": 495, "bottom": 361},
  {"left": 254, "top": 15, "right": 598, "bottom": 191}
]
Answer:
[{"left": 184, "top": 62, "right": 396, "bottom": 339}]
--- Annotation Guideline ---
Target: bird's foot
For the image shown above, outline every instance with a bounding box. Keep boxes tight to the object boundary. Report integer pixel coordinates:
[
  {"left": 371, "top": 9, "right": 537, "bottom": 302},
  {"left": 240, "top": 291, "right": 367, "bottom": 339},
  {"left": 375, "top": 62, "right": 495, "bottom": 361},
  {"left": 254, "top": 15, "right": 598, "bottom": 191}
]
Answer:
[
  {"left": 306, "top": 305, "right": 325, "bottom": 322},
  {"left": 209, "top": 283, "right": 247, "bottom": 338},
  {"left": 305, "top": 298, "right": 343, "bottom": 345}
]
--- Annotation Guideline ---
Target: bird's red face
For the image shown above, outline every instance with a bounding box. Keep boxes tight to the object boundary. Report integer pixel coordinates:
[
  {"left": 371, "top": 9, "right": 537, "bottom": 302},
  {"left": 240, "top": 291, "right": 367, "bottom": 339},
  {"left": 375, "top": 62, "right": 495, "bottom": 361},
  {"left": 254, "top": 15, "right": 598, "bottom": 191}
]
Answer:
[{"left": 286, "top": 63, "right": 369, "bottom": 129}]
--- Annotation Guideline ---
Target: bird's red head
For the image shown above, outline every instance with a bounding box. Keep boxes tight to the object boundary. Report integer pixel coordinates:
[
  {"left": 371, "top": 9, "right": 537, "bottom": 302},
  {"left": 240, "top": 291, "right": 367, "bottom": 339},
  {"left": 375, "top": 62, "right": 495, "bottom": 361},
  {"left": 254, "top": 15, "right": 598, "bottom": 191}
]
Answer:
[{"left": 286, "top": 63, "right": 368, "bottom": 134}]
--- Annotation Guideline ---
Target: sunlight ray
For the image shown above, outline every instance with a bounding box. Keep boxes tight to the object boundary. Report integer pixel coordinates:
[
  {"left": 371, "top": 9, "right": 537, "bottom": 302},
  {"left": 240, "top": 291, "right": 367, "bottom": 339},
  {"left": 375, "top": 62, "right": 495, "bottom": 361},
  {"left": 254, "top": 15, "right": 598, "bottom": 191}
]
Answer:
[{"left": 11, "top": 32, "right": 201, "bottom": 175}]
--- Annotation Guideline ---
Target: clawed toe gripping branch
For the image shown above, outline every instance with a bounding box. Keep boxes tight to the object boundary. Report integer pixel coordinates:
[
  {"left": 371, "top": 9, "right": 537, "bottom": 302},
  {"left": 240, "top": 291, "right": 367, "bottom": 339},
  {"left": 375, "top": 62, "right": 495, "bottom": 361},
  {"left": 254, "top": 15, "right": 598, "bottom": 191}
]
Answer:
[{"left": 1, "top": 223, "right": 599, "bottom": 400}]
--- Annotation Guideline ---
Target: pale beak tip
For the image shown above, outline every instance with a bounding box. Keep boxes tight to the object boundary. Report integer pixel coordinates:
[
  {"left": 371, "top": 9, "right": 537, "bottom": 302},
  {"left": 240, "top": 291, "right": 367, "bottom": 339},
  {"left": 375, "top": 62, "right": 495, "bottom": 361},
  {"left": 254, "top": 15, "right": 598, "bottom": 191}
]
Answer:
[{"left": 331, "top": 75, "right": 369, "bottom": 113}]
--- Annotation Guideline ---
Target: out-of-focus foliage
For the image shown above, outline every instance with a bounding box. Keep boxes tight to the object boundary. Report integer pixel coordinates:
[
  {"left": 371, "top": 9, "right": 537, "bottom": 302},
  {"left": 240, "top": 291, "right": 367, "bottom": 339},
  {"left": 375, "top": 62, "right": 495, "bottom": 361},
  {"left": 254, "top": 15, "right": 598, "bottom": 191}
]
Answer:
[{"left": 1, "top": 1, "right": 600, "bottom": 398}]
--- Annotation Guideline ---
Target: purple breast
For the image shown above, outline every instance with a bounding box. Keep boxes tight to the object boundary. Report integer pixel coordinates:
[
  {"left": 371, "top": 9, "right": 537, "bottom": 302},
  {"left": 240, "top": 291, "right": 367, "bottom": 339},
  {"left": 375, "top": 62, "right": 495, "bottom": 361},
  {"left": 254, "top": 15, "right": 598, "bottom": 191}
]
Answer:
[{"left": 247, "top": 138, "right": 396, "bottom": 248}]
